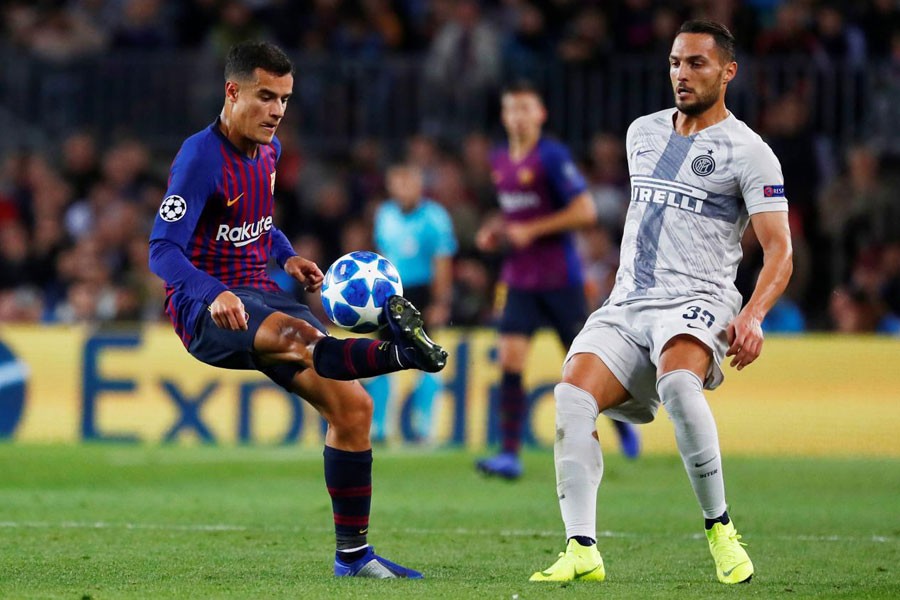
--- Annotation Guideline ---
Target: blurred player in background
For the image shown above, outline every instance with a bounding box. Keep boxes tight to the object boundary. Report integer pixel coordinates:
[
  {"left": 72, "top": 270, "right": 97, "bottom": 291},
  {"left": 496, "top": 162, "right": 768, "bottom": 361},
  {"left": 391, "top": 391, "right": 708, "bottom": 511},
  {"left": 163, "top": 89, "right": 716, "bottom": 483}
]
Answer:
[
  {"left": 475, "top": 80, "right": 640, "bottom": 480},
  {"left": 367, "top": 163, "right": 457, "bottom": 443},
  {"left": 530, "top": 21, "right": 793, "bottom": 584},
  {"left": 148, "top": 41, "right": 447, "bottom": 579}
]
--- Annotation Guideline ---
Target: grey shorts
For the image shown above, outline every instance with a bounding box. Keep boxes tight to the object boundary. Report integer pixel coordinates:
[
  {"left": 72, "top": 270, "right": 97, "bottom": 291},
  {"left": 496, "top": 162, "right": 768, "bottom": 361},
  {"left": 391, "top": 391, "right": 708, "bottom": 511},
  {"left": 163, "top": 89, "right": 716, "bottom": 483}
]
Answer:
[{"left": 564, "top": 295, "right": 738, "bottom": 424}]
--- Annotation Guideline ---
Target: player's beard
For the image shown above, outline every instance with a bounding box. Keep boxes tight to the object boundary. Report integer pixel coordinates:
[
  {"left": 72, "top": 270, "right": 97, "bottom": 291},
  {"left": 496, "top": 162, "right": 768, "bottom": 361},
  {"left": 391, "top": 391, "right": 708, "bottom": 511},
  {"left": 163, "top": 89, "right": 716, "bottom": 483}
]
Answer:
[{"left": 674, "top": 77, "right": 722, "bottom": 116}]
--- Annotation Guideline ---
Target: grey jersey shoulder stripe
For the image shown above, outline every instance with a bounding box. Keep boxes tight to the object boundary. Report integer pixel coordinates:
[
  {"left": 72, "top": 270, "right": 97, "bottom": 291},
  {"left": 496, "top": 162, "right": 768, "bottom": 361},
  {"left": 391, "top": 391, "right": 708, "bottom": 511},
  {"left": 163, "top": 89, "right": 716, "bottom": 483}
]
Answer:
[{"left": 630, "top": 131, "right": 695, "bottom": 296}]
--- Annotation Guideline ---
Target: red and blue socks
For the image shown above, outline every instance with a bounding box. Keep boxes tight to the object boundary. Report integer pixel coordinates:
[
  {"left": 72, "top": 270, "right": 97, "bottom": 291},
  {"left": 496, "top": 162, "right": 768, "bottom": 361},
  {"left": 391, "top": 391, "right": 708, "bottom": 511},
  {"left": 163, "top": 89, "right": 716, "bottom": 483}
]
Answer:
[
  {"left": 313, "top": 337, "right": 405, "bottom": 381},
  {"left": 324, "top": 445, "right": 373, "bottom": 562},
  {"left": 499, "top": 372, "right": 525, "bottom": 454}
]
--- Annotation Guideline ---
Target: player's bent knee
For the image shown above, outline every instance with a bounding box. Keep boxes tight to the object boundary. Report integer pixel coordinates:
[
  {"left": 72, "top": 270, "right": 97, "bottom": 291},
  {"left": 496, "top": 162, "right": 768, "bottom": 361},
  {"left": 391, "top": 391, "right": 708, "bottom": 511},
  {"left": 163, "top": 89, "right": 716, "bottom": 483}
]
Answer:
[
  {"left": 325, "top": 385, "right": 373, "bottom": 433},
  {"left": 656, "top": 369, "right": 703, "bottom": 407},
  {"left": 554, "top": 383, "right": 599, "bottom": 418},
  {"left": 656, "top": 369, "right": 709, "bottom": 428}
]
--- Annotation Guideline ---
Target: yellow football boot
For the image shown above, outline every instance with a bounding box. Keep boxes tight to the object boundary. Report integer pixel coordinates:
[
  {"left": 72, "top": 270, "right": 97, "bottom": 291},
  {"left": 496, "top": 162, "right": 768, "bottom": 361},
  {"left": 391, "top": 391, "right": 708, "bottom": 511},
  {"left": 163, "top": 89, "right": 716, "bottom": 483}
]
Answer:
[
  {"left": 529, "top": 538, "right": 605, "bottom": 582},
  {"left": 706, "top": 521, "right": 754, "bottom": 584}
]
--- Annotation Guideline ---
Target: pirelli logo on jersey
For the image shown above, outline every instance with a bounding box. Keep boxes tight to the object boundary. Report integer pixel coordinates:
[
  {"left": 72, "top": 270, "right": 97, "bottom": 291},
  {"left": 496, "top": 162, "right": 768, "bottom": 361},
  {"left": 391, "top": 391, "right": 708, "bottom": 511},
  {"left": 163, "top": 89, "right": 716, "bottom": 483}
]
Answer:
[
  {"left": 630, "top": 175, "right": 707, "bottom": 214},
  {"left": 216, "top": 215, "right": 274, "bottom": 247}
]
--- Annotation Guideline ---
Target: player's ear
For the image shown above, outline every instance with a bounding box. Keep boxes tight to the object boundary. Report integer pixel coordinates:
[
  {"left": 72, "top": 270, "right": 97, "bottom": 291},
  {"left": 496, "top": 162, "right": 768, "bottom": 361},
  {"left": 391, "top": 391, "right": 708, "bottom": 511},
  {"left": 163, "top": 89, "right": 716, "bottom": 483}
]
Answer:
[
  {"left": 722, "top": 61, "right": 737, "bottom": 84},
  {"left": 225, "top": 80, "right": 240, "bottom": 103},
  {"left": 537, "top": 102, "right": 548, "bottom": 125}
]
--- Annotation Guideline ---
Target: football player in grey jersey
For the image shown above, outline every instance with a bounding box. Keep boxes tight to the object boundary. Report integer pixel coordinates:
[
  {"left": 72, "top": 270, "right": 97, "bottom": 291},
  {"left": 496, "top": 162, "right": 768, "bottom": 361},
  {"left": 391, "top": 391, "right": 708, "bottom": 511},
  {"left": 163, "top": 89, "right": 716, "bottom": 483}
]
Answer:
[{"left": 530, "top": 20, "right": 792, "bottom": 585}]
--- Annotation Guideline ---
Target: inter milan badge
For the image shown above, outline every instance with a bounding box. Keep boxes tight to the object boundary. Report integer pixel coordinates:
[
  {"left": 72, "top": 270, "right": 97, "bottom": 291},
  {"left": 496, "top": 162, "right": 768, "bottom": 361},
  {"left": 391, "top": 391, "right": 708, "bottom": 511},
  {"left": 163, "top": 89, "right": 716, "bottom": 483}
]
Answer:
[
  {"left": 691, "top": 154, "right": 716, "bottom": 176},
  {"left": 159, "top": 195, "right": 187, "bottom": 222}
]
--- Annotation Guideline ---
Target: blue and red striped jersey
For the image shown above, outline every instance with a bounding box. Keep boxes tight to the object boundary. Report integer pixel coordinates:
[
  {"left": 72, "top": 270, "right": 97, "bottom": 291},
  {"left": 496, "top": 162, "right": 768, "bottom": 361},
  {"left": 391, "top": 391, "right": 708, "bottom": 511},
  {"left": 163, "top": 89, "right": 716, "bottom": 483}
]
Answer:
[
  {"left": 490, "top": 137, "right": 588, "bottom": 290},
  {"left": 149, "top": 119, "right": 296, "bottom": 346}
]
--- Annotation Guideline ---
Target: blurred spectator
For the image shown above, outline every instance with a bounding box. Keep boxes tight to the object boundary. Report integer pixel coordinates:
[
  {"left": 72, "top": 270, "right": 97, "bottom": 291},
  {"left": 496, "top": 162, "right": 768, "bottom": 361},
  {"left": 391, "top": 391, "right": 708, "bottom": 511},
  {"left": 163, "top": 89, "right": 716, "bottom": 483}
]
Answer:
[
  {"left": 424, "top": 0, "right": 501, "bottom": 135},
  {"left": 0, "top": 222, "right": 32, "bottom": 290},
  {"left": 348, "top": 138, "right": 387, "bottom": 212},
  {"left": 611, "top": 0, "right": 656, "bottom": 53},
  {"left": 761, "top": 91, "right": 824, "bottom": 240},
  {"left": 332, "top": 4, "right": 387, "bottom": 61},
  {"left": 426, "top": 0, "right": 500, "bottom": 90},
  {"left": 818, "top": 145, "right": 897, "bottom": 284},
  {"left": 812, "top": 3, "right": 865, "bottom": 67},
  {"left": 9, "top": 3, "right": 106, "bottom": 62},
  {"left": 578, "top": 224, "right": 618, "bottom": 311},
  {"left": 305, "top": 180, "right": 353, "bottom": 265},
  {"left": 501, "top": 2, "right": 553, "bottom": 78},
  {"left": 880, "top": 242, "right": 900, "bottom": 317},
  {"left": 112, "top": 0, "right": 170, "bottom": 50},
  {"left": 404, "top": 134, "right": 442, "bottom": 191},
  {"left": 0, "top": 287, "right": 44, "bottom": 322},
  {"left": 429, "top": 155, "right": 480, "bottom": 254},
  {"left": 647, "top": 6, "right": 682, "bottom": 57},
  {"left": 205, "top": 0, "right": 270, "bottom": 58},
  {"left": 755, "top": 1, "right": 818, "bottom": 59},
  {"left": 557, "top": 6, "right": 613, "bottom": 65},
  {"left": 460, "top": 131, "right": 495, "bottom": 217},
  {"left": 451, "top": 254, "right": 493, "bottom": 326},
  {"left": 586, "top": 132, "right": 628, "bottom": 228},
  {"left": 868, "top": 31, "right": 900, "bottom": 157},
  {"left": 829, "top": 285, "right": 900, "bottom": 335},
  {"left": 860, "top": 0, "right": 900, "bottom": 59},
  {"left": 761, "top": 298, "right": 807, "bottom": 333},
  {"left": 61, "top": 131, "right": 101, "bottom": 201}
]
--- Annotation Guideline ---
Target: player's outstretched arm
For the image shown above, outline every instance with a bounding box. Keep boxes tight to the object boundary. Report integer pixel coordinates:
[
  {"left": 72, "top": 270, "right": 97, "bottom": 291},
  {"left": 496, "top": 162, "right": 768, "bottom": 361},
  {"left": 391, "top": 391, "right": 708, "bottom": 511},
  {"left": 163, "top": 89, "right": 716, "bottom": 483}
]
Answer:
[
  {"left": 726, "top": 211, "right": 793, "bottom": 370},
  {"left": 505, "top": 191, "right": 597, "bottom": 249}
]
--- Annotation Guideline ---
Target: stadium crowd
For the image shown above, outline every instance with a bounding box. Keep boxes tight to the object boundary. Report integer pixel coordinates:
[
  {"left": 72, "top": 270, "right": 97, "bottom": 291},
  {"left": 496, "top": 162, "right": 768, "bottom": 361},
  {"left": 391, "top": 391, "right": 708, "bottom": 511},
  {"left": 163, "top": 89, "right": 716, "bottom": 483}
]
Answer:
[{"left": 1, "top": 0, "right": 899, "bottom": 333}]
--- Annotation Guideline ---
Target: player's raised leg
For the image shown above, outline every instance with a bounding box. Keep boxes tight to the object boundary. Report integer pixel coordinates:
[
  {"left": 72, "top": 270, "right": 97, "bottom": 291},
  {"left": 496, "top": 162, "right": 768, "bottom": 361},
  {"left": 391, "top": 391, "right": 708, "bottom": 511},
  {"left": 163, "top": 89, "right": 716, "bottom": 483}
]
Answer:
[
  {"left": 657, "top": 336, "right": 753, "bottom": 584},
  {"left": 531, "top": 352, "right": 630, "bottom": 582},
  {"left": 252, "top": 298, "right": 447, "bottom": 380},
  {"left": 283, "top": 368, "right": 422, "bottom": 578}
]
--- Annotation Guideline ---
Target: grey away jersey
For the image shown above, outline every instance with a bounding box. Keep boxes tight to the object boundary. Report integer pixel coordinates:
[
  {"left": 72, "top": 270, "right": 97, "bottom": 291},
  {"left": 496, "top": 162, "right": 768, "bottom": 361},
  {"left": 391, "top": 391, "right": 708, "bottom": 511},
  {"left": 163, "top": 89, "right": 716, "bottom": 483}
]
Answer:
[{"left": 609, "top": 108, "right": 789, "bottom": 308}]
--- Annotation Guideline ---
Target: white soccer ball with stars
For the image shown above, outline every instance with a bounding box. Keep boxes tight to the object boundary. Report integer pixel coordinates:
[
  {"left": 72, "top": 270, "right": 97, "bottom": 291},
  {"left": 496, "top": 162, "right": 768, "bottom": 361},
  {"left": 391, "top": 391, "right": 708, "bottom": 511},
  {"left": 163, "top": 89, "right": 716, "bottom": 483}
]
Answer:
[{"left": 321, "top": 251, "right": 403, "bottom": 333}]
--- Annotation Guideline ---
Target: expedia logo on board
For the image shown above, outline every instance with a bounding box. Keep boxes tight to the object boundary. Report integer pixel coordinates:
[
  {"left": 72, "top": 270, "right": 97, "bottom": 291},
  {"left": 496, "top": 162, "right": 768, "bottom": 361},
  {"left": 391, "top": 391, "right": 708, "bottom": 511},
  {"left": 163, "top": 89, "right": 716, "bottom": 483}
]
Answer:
[{"left": 0, "top": 339, "right": 28, "bottom": 438}]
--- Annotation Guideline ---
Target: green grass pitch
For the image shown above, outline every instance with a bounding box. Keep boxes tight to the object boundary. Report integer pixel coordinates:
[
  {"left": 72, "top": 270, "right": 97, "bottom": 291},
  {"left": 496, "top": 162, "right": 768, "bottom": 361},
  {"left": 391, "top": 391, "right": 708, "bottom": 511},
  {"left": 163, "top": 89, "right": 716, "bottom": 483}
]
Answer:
[{"left": 0, "top": 445, "right": 896, "bottom": 599}]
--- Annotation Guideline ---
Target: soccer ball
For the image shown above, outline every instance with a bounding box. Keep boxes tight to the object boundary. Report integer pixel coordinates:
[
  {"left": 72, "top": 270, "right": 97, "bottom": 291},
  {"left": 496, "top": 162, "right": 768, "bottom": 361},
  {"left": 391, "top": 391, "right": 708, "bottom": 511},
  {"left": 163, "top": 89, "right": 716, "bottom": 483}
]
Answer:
[{"left": 320, "top": 251, "right": 403, "bottom": 333}]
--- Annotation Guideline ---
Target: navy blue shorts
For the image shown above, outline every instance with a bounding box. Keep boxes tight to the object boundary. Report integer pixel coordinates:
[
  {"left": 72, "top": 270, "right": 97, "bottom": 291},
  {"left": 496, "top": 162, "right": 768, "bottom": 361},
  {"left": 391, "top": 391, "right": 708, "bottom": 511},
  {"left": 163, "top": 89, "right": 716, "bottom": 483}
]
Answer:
[
  {"left": 498, "top": 285, "right": 588, "bottom": 348},
  {"left": 187, "top": 286, "right": 328, "bottom": 390}
]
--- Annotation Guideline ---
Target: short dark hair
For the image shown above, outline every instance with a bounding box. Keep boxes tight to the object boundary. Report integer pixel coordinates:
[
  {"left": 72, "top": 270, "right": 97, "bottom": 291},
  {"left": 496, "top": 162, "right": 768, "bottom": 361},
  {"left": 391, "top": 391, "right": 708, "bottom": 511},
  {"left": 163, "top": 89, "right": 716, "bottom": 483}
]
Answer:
[
  {"left": 224, "top": 41, "right": 293, "bottom": 81},
  {"left": 677, "top": 20, "right": 736, "bottom": 63},
  {"left": 501, "top": 79, "right": 543, "bottom": 100}
]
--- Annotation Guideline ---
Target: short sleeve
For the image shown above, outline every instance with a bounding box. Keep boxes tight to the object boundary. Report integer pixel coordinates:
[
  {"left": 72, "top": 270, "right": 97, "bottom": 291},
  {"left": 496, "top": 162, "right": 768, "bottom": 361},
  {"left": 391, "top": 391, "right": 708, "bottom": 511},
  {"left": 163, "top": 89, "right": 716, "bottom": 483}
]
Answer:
[
  {"left": 542, "top": 141, "right": 588, "bottom": 204},
  {"left": 625, "top": 119, "right": 639, "bottom": 172},
  {"left": 737, "top": 141, "right": 789, "bottom": 215}
]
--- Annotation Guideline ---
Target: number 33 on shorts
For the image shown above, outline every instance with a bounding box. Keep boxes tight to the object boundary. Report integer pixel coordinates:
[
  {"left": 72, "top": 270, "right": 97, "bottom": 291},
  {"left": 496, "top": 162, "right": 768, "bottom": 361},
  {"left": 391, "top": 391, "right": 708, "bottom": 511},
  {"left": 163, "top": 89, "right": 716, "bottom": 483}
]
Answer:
[{"left": 682, "top": 305, "right": 716, "bottom": 329}]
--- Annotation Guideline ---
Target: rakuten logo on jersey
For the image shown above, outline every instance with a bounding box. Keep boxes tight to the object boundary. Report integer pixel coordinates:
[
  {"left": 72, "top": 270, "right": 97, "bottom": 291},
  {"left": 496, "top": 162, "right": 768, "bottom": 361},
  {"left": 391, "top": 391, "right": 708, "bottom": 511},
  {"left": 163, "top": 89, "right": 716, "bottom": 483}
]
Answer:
[
  {"left": 498, "top": 191, "right": 540, "bottom": 211},
  {"left": 216, "top": 215, "right": 273, "bottom": 247}
]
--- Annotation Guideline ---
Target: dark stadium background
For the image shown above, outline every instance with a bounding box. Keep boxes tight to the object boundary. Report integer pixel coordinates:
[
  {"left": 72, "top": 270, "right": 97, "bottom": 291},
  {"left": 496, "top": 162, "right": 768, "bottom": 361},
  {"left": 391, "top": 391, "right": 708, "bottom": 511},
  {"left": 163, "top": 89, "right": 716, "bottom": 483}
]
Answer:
[{"left": 1, "top": 0, "right": 898, "bottom": 332}]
